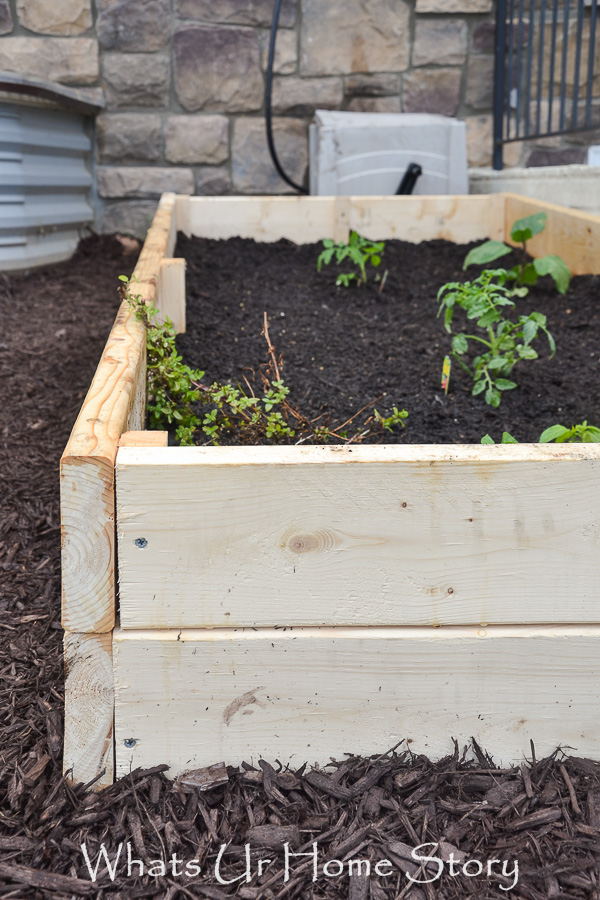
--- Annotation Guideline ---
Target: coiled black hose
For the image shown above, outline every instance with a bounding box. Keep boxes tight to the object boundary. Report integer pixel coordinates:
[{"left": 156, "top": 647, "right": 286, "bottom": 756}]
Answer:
[{"left": 265, "top": 0, "right": 308, "bottom": 193}]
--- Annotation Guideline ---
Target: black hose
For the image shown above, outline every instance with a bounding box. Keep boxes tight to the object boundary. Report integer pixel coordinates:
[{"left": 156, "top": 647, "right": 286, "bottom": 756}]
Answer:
[{"left": 265, "top": 0, "right": 308, "bottom": 194}]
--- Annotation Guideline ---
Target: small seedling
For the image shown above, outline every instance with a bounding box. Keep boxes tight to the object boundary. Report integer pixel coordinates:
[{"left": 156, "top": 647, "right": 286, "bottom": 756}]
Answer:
[
  {"left": 437, "top": 269, "right": 555, "bottom": 407},
  {"left": 464, "top": 212, "right": 570, "bottom": 295},
  {"left": 482, "top": 421, "right": 600, "bottom": 444},
  {"left": 318, "top": 231, "right": 385, "bottom": 287}
]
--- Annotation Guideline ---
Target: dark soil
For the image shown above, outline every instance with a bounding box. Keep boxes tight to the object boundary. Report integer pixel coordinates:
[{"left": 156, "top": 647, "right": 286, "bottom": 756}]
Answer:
[
  {"left": 176, "top": 234, "right": 600, "bottom": 444},
  {"left": 1, "top": 235, "right": 600, "bottom": 899}
]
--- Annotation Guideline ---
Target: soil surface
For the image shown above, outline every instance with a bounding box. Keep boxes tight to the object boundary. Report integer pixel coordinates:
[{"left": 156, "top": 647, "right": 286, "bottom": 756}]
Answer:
[
  {"left": 1, "top": 235, "right": 600, "bottom": 899},
  {"left": 176, "top": 234, "right": 600, "bottom": 444}
]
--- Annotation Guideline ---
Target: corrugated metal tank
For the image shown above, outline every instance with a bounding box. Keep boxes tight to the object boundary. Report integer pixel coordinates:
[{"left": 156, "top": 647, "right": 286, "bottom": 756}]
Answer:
[{"left": 0, "top": 74, "right": 102, "bottom": 270}]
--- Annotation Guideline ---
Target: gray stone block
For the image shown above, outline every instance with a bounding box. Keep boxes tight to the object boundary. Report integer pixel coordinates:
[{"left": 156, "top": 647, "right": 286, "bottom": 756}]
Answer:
[
  {"left": 345, "top": 74, "right": 399, "bottom": 97},
  {"left": 98, "top": 166, "right": 195, "bottom": 198},
  {"left": 195, "top": 165, "right": 232, "bottom": 195},
  {"left": 103, "top": 54, "right": 170, "bottom": 108},
  {"left": 403, "top": 68, "right": 462, "bottom": 116},
  {"left": 259, "top": 28, "right": 297, "bottom": 75},
  {"left": 272, "top": 76, "right": 343, "bottom": 116},
  {"left": 97, "top": 114, "right": 162, "bottom": 164},
  {"left": 16, "top": 0, "right": 91, "bottom": 35},
  {"left": 0, "top": 37, "right": 99, "bottom": 84},
  {"left": 173, "top": 26, "right": 263, "bottom": 112},
  {"left": 347, "top": 97, "right": 401, "bottom": 113},
  {"left": 0, "top": 1, "right": 12, "bottom": 34},
  {"left": 100, "top": 201, "right": 158, "bottom": 238},
  {"left": 413, "top": 19, "right": 467, "bottom": 67},
  {"left": 232, "top": 117, "right": 307, "bottom": 193},
  {"left": 526, "top": 147, "right": 586, "bottom": 168},
  {"left": 416, "top": 0, "right": 492, "bottom": 11},
  {"left": 165, "top": 115, "right": 229, "bottom": 164},
  {"left": 465, "top": 55, "right": 494, "bottom": 111},
  {"left": 97, "top": 0, "right": 170, "bottom": 52},
  {"left": 175, "top": 0, "right": 296, "bottom": 28},
  {"left": 300, "top": 0, "right": 410, "bottom": 76}
]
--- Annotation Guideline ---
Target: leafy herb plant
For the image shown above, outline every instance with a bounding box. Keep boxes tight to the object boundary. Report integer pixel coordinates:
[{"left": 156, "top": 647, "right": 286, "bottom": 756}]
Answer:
[
  {"left": 464, "top": 212, "right": 570, "bottom": 295},
  {"left": 437, "top": 269, "right": 555, "bottom": 407},
  {"left": 120, "top": 277, "right": 407, "bottom": 446},
  {"left": 482, "top": 421, "right": 600, "bottom": 444},
  {"left": 318, "top": 231, "right": 385, "bottom": 287}
]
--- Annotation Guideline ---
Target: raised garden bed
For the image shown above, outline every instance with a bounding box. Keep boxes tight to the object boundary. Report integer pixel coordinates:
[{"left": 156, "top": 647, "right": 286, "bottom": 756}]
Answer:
[{"left": 61, "top": 192, "right": 600, "bottom": 789}]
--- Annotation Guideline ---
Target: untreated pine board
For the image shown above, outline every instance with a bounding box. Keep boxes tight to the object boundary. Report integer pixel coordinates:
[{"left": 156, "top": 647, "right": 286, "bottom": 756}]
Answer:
[
  {"left": 157, "top": 257, "right": 186, "bottom": 333},
  {"left": 64, "top": 632, "right": 114, "bottom": 789},
  {"left": 60, "top": 193, "right": 176, "bottom": 634},
  {"left": 183, "top": 195, "right": 502, "bottom": 245},
  {"left": 119, "top": 430, "right": 168, "bottom": 448},
  {"left": 116, "top": 443, "right": 600, "bottom": 629},
  {"left": 113, "top": 623, "right": 600, "bottom": 778},
  {"left": 504, "top": 193, "right": 600, "bottom": 275}
]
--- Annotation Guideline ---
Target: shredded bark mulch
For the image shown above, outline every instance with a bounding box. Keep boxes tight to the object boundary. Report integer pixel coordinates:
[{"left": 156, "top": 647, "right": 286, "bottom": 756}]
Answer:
[
  {"left": 176, "top": 234, "right": 600, "bottom": 444},
  {"left": 0, "top": 235, "right": 600, "bottom": 899}
]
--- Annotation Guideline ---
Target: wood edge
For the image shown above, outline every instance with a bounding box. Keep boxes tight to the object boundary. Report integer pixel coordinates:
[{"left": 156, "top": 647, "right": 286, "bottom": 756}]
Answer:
[
  {"left": 119, "top": 430, "right": 168, "bottom": 448},
  {"left": 502, "top": 191, "right": 600, "bottom": 225},
  {"left": 63, "top": 631, "right": 114, "bottom": 790},
  {"left": 488, "top": 192, "right": 507, "bottom": 241},
  {"left": 113, "top": 623, "right": 600, "bottom": 643},
  {"left": 175, "top": 193, "right": 191, "bottom": 237},
  {"left": 114, "top": 442, "right": 600, "bottom": 468},
  {"left": 60, "top": 453, "right": 115, "bottom": 634}
]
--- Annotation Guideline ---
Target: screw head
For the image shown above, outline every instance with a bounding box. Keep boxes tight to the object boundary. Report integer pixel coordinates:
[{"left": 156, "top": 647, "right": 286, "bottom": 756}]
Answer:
[
  {"left": 134, "top": 538, "right": 148, "bottom": 548},
  {"left": 123, "top": 738, "right": 137, "bottom": 748}
]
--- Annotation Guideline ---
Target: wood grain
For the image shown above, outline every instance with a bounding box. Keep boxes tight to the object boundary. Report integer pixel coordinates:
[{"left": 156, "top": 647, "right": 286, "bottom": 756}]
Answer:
[
  {"left": 61, "top": 192, "right": 176, "bottom": 633},
  {"left": 157, "top": 257, "right": 186, "bottom": 334},
  {"left": 64, "top": 632, "right": 113, "bottom": 789},
  {"left": 119, "top": 430, "right": 168, "bottom": 448},
  {"left": 504, "top": 193, "right": 600, "bottom": 275},
  {"left": 116, "top": 443, "right": 600, "bottom": 629},
  {"left": 184, "top": 195, "right": 499, "bottom": 245},
  {"left": 113, "top": 623, "right": 600, "bottom": 777}
]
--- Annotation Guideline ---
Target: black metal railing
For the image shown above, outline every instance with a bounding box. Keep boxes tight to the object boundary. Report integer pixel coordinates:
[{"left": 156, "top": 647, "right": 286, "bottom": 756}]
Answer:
[{"left": 493, "top": 0, "right": 599, "bottom": 168}]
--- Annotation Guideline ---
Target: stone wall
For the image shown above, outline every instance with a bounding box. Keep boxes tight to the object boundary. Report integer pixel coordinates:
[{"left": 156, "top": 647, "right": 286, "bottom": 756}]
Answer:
[{"left": 0, "top": 0, "right": 595, "bottom": 235}]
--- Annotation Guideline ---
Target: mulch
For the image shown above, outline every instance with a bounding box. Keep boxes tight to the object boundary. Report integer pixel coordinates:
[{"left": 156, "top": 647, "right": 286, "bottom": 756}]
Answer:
[
  {"left": 176, "top": 234, "right": 600, "bottom": 444},
  {"left": 0, "top": 234, "right": 599, "bottom": 900}
]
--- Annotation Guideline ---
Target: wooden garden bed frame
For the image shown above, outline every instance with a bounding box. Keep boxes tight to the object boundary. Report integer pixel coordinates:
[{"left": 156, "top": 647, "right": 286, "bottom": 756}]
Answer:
[{"left": 61, "top": 192, "right": 600, "bottom": 788}]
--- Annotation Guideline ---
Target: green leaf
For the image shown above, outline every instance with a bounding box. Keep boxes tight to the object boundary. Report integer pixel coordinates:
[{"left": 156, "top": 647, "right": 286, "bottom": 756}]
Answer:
[
  {"left": 519, "top": 262, "right": 539, "bottom": 285},
  {"left": 533, "top": 254, "right": 571, "bottom": 294},
  {"left": 472, "top": 381, "right": 486, "bottom": 395},
  {"left": 452, "top": 334, "right": 468, "bottom": 354},
  {"left": 501, "top": 431, "right": 519, "bottom": 443},
  {"left": 494, "top": 378, "right": 517, "bottom": 391},
  {"left": 481, "top": 434, "right": 495, "bottom": 444},
  {"left": 485, "top": 387, "right": 501, "bottom": 407},
  {"left": 487, "top": 357, "right": 507, "bottom": 371},
  {"left": 464, "top": 241, "right": 512, "bottom": 269},
  {"left": 517, "top": 345, "right": 538, "bottom": 359},
  {"left": 539, "top": 424, "right": 570, "bottom": 443},
  {"left": 522, "top": 318, "right": 538, "bottom": 344},
  {"left": 510, "top": 211, "right": 547, "bottom": 243}
]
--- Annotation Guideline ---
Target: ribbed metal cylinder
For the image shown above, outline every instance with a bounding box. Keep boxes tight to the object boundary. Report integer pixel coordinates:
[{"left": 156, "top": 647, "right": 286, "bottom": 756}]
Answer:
[{"left": 0, "top": 101, "right": 94, "bottom": 270}]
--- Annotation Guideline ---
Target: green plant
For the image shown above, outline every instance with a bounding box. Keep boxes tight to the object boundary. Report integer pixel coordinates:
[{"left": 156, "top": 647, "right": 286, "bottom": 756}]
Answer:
[
  {"left": 119, "top": 275, "right": 204, "bottom": 445},
  {"left": 121, "top": 278, "right": 408, "bottom": 446},
  {"left": 317, "top": 231, "right": 385, "bottom": 287},
  {"left": 437, "top": 268, "right": 555, "bottom": 407},
  {"left": 464, "top": 212, "right": 570, "bottom": 295},
  {"left": 482, "top": 421, "right": 600, "bottom": 444}
]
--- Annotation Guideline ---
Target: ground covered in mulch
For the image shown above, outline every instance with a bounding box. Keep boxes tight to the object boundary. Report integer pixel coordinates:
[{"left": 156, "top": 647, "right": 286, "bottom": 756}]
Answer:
[
  {"left": 176, "top": 234, "right": 600, "bottom": 444},
  {"left": 1, "top": 235, "right": 600, "bottom": 900}
]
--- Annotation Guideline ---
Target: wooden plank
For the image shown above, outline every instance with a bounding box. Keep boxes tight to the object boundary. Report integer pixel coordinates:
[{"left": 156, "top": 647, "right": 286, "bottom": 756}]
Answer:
[
  {"left": 504, "top": 193, "right": 600, "bottom": 275},
  {"left": 64, "top": 632, "right": 113, "bottom": 789},
  {"left": 113, "top": 623, "right": 600, "bottom": 777},
  {"left": 116, "top": 443, "right": 600, "bottom": 629},
  {"left": 345, "top": 195, "right": 499, "bottom": 244},
  {"left": 157, "top": 257, "right": 186, "bottom": 333},
  {"left": 184, "top": 195, "right": 501, "bottom": 245},
  {"left": 119, "top": 430, "right": 168, "bottom": 448},
  {"left": 185, "top": 196, "right": 338, "bottom": 243},
  {"left": 175, "top": 193, "right": 191, "bottom": 237},
  {"left": 61, "top": 193, "right": 176, "bottom": 633}
]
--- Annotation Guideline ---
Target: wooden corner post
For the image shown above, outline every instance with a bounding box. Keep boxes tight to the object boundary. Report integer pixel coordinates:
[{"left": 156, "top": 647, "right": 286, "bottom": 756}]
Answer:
[{"left": 61, "top": 192, "right": 178, "bottom": 788}]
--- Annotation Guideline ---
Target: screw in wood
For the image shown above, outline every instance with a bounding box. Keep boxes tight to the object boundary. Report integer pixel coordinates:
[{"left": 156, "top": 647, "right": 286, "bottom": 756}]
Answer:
[{"left": 134, "top": 538, "right": 148, "bottom": 548}]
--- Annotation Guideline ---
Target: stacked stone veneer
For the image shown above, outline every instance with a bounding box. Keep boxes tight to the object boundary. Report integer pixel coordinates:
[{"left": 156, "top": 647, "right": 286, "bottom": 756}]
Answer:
[{"left": 0, "top": 0, "right": 592, "bottom": 236}]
